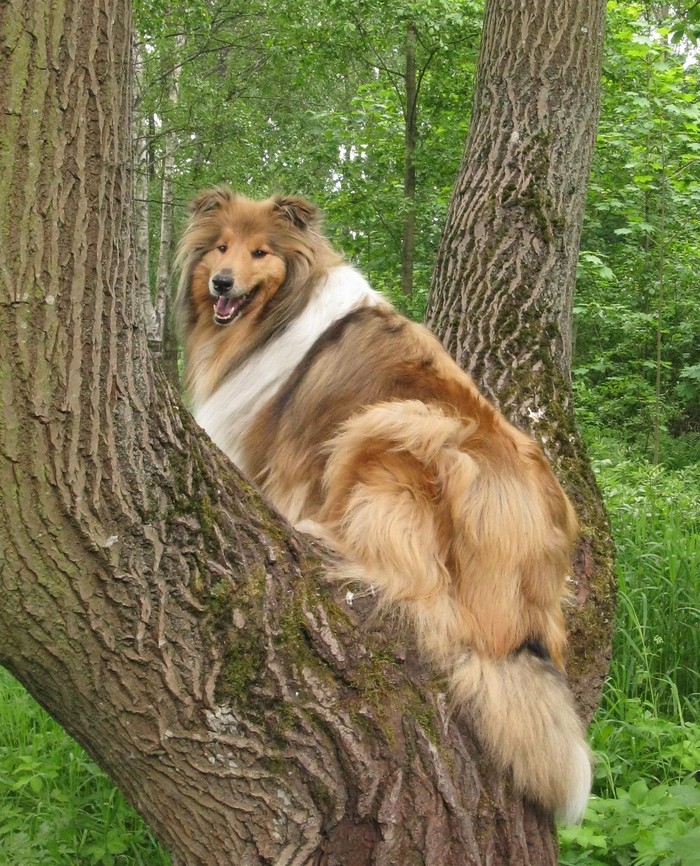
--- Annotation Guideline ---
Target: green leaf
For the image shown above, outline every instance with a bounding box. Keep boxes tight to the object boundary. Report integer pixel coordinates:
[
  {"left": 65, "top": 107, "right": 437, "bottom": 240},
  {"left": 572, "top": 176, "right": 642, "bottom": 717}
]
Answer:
[
  {"left": 671, "top": 826, "right": 700, "bottom": 858},
  {"left": 613, "top": 825, "right": 641, "bottom": 846},
  {"left": 668, "top": 782, "right": 700, "bottom": 808},
  {"left": 105, "top": 832, "right": 129, "bottom": 855},
  {"left": 629, "top": 779, "right": 649, "bottom": 805}
]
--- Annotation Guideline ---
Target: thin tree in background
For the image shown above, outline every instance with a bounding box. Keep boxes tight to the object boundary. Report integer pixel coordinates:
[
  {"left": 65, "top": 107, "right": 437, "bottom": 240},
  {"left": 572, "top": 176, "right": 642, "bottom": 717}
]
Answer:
[
  {"left": 401, "top": 20, "right": 418, "bottom": 297},
  {"left": 133, "top": 36, "right": 154, "bottom": 334},
  {"left": 150, "top": 31, "right": 185, "bottom": 386}
]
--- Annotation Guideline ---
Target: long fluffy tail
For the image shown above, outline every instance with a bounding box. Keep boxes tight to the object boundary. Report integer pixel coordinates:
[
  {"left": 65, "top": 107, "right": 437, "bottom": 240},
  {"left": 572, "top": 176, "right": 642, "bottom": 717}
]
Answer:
[
  {"left": 310, "top": 399, "right": 591, "bottom": 821},
  {"left": 451, "top": 651, "right": 592, "bottom": 823}
]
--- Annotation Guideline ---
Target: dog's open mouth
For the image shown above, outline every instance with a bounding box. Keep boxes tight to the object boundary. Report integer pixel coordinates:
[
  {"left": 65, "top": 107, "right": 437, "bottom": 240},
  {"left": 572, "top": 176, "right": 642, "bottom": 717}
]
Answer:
[{"left": 212, "top": 288, "right": 258, "bottom": 325}]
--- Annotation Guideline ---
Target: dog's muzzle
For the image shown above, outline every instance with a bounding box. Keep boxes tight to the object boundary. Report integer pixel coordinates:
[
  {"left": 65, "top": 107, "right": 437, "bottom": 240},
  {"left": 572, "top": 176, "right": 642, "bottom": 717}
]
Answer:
[{"left": 210, "top": 271, "right": 257, "bottom": 325}]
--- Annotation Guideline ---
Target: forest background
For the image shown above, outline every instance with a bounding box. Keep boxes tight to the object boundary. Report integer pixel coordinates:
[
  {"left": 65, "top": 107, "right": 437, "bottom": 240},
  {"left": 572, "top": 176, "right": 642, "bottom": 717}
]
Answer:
[{"left": 0, "top": 0, "right": 698, "bottom": 864}]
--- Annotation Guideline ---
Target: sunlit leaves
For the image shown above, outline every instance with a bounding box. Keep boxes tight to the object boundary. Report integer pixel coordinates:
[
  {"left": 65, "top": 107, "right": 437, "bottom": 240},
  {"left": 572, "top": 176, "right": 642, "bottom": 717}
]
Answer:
[
  {"left": 576, "top": 1, "right": 700, "bottom": 456},
  {"left": 133, "top": 0, "right": 481, "bottom": 309}
]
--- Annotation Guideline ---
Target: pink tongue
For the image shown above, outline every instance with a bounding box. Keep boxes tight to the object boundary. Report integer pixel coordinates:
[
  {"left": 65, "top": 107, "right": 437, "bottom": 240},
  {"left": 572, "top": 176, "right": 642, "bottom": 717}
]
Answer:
[{"left": 215, "top": 296, "right": 237, "bottom": 318}]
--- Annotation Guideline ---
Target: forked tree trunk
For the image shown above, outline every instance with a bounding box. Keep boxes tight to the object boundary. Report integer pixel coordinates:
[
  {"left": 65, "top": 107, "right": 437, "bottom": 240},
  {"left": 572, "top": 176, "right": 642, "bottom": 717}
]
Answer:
[
  {"left": 0, "top": 0, "right": 606, "bottom": 864},
  {"left": 426, "top": 0, "right": 615, "bottom": 718}
]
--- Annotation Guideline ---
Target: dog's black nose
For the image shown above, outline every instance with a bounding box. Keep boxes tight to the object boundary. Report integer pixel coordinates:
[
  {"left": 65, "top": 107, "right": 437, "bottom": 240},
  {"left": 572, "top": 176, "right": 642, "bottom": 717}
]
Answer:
[{"left": 211, "top": 272, "right": 234, "bottom": 295}]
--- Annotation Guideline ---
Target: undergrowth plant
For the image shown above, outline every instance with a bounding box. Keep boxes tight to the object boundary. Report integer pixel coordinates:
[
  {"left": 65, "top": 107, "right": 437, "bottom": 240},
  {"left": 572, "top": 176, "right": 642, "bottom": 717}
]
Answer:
[
  {"left": 591, "top": 438, "right": 699, "bottom": 714},
  {"left": 559, "top": 435, "right": 700, "bottom": 866}
]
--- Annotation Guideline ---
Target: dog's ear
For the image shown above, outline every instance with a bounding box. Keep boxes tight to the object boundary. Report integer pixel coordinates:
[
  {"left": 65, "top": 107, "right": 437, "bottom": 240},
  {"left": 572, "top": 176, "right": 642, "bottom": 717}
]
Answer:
[
  {"left": 190, "top": 188, "right": 233, "bottom": 215},
  {"left": 272, "top": 195, "right": 319, "bottom": 230}
]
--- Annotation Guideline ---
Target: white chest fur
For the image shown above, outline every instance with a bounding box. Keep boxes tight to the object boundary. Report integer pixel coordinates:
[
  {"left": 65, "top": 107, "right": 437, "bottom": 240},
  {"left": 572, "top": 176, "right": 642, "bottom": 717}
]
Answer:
[{"left": 193, "top": 265, "right": 384, "bottom": 473}]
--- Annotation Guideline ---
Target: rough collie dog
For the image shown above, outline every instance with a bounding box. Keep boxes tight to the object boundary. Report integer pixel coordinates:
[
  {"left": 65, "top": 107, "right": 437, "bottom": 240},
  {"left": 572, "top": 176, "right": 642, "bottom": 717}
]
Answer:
[{"left": 177, "top": 188, "right": 592, "bottom": 823}]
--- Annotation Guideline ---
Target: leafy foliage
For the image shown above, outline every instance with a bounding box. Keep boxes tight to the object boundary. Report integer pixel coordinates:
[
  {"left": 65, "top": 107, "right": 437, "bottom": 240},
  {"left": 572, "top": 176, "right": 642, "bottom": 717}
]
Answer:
[
  {"left": 593, "top": 446, "right": 699, "bottom": 708},
  {"left": 559, "top": 436, "right": 700, "bottom": 866},
  {"left": 133, "top": 0, "right": 482, "bottom": 312},
  {"left": 560, "top": 772, "right": 700, "bottom": 866},
  {"left": 575, "top": 2, "right": 700, "bottom": 460}
]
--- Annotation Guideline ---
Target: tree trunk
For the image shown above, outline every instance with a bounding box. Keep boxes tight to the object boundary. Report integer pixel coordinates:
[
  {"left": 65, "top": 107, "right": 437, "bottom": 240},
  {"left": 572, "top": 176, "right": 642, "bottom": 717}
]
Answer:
[
  {"left": 400, "top": 21, "right": 417, "bottom": 298},
  {"left": 0, "top": 0, "right": 602, "bottom": 863},
  {"left": 426, "top": 0, "right": 615, "bottom": 720}
]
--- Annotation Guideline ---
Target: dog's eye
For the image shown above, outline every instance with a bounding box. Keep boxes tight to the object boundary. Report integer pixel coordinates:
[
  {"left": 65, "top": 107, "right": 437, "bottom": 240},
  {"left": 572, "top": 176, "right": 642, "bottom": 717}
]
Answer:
[
  {"left": 217, "top": 244, "right": 227, "bottom": 253},
  {"left": 251, "top": 249, "right": 268, "bottom": 259}
]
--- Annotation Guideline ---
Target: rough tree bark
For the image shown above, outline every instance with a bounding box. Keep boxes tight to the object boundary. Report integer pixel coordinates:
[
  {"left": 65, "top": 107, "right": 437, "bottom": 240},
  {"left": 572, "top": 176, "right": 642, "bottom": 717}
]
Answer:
[
  {"left": 0, "top": 0, "right": 604, "bottom": 864},
  {"left": 426, "top": 0, "right": 616, "bottom": 720}
]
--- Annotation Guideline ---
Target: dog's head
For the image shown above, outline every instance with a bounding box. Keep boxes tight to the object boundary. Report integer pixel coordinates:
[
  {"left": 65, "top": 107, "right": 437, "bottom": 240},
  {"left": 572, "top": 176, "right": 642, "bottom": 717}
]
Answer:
[{"left": 176, "top": 189, "right": 325, "bottom": 330}]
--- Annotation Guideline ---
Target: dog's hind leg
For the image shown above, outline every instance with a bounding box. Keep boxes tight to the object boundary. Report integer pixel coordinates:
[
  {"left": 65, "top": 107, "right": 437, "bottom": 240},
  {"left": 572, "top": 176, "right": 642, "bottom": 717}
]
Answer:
[{"left": 317, "top": 440, "right": 468, "bottom": 662}]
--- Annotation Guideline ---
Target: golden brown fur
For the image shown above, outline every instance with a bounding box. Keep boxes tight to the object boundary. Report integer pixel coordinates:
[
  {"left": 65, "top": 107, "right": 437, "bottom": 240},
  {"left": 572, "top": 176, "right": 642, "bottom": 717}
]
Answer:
[{"left": 178, "top": 189, "right": 592, "bottom": 822}]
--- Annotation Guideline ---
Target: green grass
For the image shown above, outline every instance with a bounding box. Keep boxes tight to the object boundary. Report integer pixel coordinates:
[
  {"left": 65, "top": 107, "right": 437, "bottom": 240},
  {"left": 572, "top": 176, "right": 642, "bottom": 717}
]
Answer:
[
  {"left": 594, "top": 446, "right": 699, "bottom": 714},
  {"left": 1, "top": 435, "right": 698, "bottom": 865},
  {"left": 559, "top": 436, "right": 700, "bottom": 866}
]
